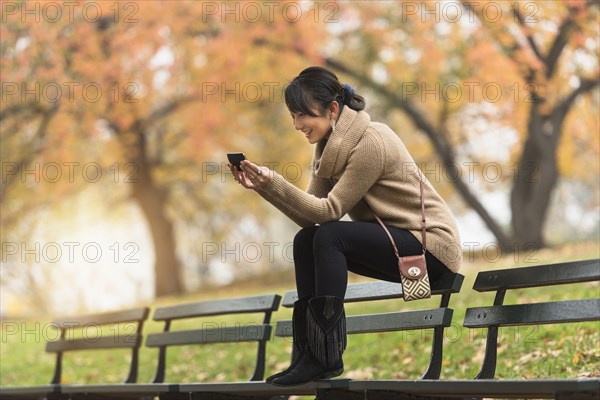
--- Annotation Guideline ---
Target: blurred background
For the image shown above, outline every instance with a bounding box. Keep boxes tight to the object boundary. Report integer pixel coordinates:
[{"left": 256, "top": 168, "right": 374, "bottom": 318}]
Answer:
[{"left": 1, "top": 0, "right": 598, "bottom": 317}]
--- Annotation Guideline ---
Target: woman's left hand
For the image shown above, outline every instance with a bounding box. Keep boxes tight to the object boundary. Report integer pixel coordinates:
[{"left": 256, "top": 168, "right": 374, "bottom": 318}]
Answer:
[{"left": 234, "top": 160, "right": 271, "bottom": 189}]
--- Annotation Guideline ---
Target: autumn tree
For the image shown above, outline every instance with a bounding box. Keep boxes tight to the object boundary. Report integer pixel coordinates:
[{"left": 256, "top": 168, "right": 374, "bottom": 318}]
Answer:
[
  {"left": 320, "top": 0, "right": 599, "bottom": 251},
  {"left": 1, "top": 1, "right": 323, "bottom": 299}
]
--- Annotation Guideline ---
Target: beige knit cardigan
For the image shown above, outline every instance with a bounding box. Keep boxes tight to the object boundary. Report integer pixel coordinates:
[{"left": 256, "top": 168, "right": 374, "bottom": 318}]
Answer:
[{"left": 256, "top": 106, "right": 462, "bottom": 272}]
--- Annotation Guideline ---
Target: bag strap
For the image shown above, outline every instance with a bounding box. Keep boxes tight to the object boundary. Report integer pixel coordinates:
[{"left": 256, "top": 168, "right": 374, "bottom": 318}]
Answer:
[{"left": 372, "top": 169, "right": 427, "bottom": 256}]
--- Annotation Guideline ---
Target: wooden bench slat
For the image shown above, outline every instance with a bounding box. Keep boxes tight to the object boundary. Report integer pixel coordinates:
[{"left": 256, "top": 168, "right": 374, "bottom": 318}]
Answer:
[
  {"left": 46, "top": 334, "right": 142, "bottom": 352},
  {"left": 0, "top": 385, "right": 60, "bottom": 396},
  {"left": 282, "top": 274, "right": 463, "bottom": 307},
  {"left": 58, "top": 381, "right": 336, "bottom": 396},
  {"left": 52, "top": 307, "right": 149, "bottom": 328},
  {"left": 281, "top": 281, "right": 405, "bottom": 306},
  {"left": 473, "top": 259, "right": 600, "bottom": 292},
  {"left": 276, "top": 309, "right": 453, "bottom": 336},
  {"left": 345, "top": 309, "right": 453, "bottom": 333},
  {"left": 153, "top": 294, "right": 280, "bottom": 321},
  {"left": 344, "top": 379, "right": 600, "bottom": 397},
  {"left": 146, "top": 325, "right": 272, "bottom": 347},
  {"left": 59, "top": 383, "right": 177, "bottom": 394},
  {"left": 180, "top": 381, "right": 339, "bottom": 395},
  {"left": 464, "top": 299, "right": 600, "bottom": 328}
]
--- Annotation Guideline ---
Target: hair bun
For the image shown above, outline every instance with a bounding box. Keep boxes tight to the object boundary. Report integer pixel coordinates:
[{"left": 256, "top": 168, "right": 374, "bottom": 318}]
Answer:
[{"left": 341, "top": 83, "right": 356, "bottom": 104}]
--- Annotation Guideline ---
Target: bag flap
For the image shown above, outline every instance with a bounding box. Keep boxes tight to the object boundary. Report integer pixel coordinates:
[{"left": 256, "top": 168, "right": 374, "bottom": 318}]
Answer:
[{"left": 398, "top": 254, "right": 427, "bottom": 280}]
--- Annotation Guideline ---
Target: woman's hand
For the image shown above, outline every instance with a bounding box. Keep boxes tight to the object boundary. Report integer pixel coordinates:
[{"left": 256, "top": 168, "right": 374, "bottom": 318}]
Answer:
[{"left": 227, "top": 159, "right": 272, "bottom": 189}]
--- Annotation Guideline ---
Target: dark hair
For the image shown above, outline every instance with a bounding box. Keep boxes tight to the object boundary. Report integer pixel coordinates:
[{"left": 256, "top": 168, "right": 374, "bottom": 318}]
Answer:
[{"left": 284, "top": 66, "right": 366, "bottom": 117}]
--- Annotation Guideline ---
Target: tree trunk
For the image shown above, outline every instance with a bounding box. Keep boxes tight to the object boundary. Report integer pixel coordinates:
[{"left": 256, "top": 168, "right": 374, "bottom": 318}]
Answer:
[
  {"left": 128, "top": 134, "right": 183, "bottom": 297},
  {"left": 510, "top": 107, "right": 560, "bottom": 249}
]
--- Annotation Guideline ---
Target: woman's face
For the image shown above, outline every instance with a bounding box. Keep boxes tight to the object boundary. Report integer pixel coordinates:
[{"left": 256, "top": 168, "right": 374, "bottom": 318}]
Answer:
[{"left": 290, "top": 103, "right": 338, "bottom": 144}]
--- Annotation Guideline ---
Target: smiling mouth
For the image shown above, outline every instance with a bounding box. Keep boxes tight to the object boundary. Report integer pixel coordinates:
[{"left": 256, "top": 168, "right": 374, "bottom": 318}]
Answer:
[{"left": 304, "top": 130, "right": 312, "bottom": 138}]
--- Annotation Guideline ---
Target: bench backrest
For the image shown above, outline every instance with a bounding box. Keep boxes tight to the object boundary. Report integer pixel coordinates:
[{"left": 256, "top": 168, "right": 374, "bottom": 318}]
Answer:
[
  {"left": 146, "top": 294, "right": 281, "bottom": 383},
  {"left": 464, "top": 258, "right": 600, "bottom": 379},
  {"left": 46, "top": 307, "right": 149, "bottom": 384},
  {"left": 275, "top": 273, "right": 464, "bottom": 379}
]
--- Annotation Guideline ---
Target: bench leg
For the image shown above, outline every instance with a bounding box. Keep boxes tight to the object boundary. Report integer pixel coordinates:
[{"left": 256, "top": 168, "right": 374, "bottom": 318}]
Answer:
[{"left": 421, "top": 326, "right": 444, "bottom": 379}]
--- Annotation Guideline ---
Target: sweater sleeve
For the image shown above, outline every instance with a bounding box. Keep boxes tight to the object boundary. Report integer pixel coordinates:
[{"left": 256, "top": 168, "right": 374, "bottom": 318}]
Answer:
[
  {"left": 254, "top": 167, "right": 333, "bottom": 227},
  {"left": 254, "top": 184, "right": 314, "bottom": 227},
  {"left": 256, "top": 133, "right": 384, "bottom": 227}
]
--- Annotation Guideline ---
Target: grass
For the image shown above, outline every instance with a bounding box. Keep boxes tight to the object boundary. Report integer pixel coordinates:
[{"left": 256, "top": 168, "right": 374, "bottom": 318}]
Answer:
[{"left": 1, "top": 241, "right": 599, "bottom": 396}]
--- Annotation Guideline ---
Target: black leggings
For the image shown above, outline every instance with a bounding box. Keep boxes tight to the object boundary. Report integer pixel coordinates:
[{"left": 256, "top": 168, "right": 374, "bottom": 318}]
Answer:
[{"left": 293, "top": 221, "right": 451, "bottom": 299}]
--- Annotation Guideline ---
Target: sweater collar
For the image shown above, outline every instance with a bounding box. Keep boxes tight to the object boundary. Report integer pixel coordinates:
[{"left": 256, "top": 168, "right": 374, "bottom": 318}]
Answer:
[{"left": 313, "top": 106, "right": 371, "bottom": 178}]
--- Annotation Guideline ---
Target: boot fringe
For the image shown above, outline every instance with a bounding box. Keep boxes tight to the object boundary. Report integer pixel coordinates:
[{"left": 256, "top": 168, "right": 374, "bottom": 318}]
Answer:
[{"left": 306, "top": 298, "right": 347, "bottom": 368}]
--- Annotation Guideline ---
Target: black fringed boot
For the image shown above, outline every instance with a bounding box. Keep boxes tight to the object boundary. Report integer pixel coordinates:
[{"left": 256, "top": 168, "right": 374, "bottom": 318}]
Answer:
[
  {"left": 271, "top": 296, "right": 346, "bottom": 386},
  {"left": 265, "top": 297, "right": 310, "bottom": 383}
]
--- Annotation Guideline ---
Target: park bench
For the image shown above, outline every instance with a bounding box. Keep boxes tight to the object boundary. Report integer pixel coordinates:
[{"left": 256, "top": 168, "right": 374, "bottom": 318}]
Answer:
[
  {"left": 59, "top": 272, "right": 464, "bottom": 399},
  {"left": 0, "top": 294, "right": 280, "bottom": 400},
  {"left": 56, "top": 293, "right": 282, "bottom": 400},
  {"left": 275, "top": 272, "right": 465, "bottom": 380},
  {"left": 318, "top": 258, "right": 600, "bottom": 399},
  {"left": 0, "top": 307, "right": 149, "bottom": 400}
]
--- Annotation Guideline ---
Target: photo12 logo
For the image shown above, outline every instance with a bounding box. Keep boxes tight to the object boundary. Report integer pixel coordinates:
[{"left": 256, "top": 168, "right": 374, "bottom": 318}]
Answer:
[
  {"left": 1, "top": 162, "right": 139, "bottom": 184},
  {"left": 1, "top": 1, "right": 139, "bottom": 24},
  {"left": 1, "top": 82, "right": 139, "bottom": 104},
  {"left": 202, "top": 161, "right": 304, "bottom": 184},
  {"left": 0, "top": 321, "right": 139, "bottom": 344},
  {"left": 1, "top": 241, "right": 140, "bottom": 264},
  {"left": 399, "top": 1, "right": 539, "bottom": 24},
  {"left": 400, "top": 81, "right": 541, "bottom": 104},
  {"left": 200, "top": 1, "right": 339, "bottom": 24},
  {"left": 201, "top": 241, "right": 294, "bottom": 264}
]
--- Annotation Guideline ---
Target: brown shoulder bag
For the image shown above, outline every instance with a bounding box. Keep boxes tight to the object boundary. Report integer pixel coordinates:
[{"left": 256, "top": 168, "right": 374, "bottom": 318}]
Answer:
[{"left": 372, "top": 172, "right": 431, "bottom": 301}]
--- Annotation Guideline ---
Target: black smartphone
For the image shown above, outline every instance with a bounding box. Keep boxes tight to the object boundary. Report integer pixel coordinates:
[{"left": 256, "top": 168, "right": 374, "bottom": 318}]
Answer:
[{"left": 227, "top": 152, "right": 246, "bottom": 169}]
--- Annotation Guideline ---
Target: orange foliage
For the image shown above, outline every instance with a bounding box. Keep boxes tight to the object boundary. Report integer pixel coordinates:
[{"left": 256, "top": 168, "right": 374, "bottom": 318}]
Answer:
[
  {"left": 0, "top": 0, "right": 330, "bottom": 238},
  {"left": 1, "top": 0, "right": 597, "bottom": 230}
]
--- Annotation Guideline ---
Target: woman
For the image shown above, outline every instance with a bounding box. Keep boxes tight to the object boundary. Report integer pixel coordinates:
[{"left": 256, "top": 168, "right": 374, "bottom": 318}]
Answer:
[{"left": 228, "top": 66, "right": 462, "bottom": 386}]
